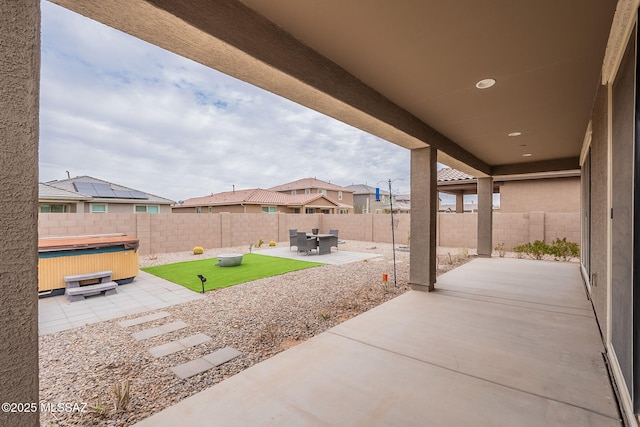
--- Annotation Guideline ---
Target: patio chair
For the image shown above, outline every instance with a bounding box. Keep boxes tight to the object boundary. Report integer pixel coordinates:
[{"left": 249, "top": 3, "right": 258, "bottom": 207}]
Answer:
[
  {"left": 297, "top": 231, "right": 318, "bottom": 256},
  {"left": 289, "top": 229, "right": 298, "bottom": 251},
  {"left": 329, "top": 229, "right": 339, "bottom": 251}
]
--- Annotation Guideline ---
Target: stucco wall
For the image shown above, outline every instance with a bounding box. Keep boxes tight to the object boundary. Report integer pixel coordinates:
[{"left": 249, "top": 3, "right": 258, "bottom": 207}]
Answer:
[
  {"left": 0, "top": 2, "right": 40, "bottom": 426},
  {"left": 39, "top": 211, "right": 580, "bottom": 256},
  {"left": 499, "top": 177, "right": 580, "bottom": 213}
]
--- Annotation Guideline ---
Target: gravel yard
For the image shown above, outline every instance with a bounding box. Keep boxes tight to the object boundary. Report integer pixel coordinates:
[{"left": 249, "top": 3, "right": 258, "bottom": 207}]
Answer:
[{"left": 39, "top": 241, "right": 470, "bottom": 426}]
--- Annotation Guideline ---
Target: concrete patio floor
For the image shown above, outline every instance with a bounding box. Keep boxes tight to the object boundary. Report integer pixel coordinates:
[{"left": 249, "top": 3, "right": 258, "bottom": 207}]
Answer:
[
  {"left": 38, "top": 271, "right": 204, "bottom": 335},
  {"left": 134, "top": 257, "right": 621, "bottom": 426}
]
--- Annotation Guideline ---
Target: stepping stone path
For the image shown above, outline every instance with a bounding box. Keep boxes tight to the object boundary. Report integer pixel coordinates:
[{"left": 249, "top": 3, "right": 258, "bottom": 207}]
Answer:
[{"left": 119, "top": 311, "right": 242, "bottom": 379}]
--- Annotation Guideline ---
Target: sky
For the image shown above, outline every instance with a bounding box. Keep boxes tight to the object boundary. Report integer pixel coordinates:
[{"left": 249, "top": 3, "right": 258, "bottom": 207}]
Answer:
[{"left": 39, "top": 1, "right": 419, "bottom": 203}]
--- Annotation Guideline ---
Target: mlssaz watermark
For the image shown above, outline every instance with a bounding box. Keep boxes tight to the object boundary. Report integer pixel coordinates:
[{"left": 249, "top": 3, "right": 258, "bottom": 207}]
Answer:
[{"left": 2, "top": 402, "right": 88, "bottom": 413}]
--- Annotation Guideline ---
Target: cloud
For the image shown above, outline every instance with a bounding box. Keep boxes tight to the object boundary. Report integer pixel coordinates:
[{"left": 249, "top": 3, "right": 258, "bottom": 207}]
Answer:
[{"left": 39, "top": 1, "right": 411, "bottom": 201}]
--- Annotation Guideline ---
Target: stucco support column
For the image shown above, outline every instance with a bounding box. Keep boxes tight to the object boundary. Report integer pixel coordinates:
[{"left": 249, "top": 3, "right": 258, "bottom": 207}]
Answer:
[
  {"left": 0, "top": 1, "right": 40, "bottom": 426},
  {"left": 477, "top": 177, "right": 493, "bottom": 257},
  {"left": 410, "top": 147, "right": 437, "bottom": 291},
  {"left": 455, "top": 193, "right": 464, "bottom": 213}
]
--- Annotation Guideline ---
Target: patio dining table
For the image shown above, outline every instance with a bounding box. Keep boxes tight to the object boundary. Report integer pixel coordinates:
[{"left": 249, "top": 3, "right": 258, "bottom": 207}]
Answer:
[{"left": 306, "top": 233, "right": 336, "bottom": 255}]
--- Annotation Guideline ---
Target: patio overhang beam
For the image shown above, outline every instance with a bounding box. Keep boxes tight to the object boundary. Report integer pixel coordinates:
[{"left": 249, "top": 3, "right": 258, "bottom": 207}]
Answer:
[
  {"left": 491, "top": 157, "right": 580, "bottom": 176},
  {"left": 50, "top": 0, "right": 491, "bottom": 176}
]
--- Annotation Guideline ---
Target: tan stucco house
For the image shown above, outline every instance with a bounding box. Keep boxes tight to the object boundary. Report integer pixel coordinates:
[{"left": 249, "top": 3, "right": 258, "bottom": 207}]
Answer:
[
  {"left": 173, "top": 187, "right": 348, "bottom": 214},
  {"left": 437, "top": 168, "right": 580, "bottom": 213},
  {"left": 40, "top": 175, "right": 175, "bottom": 213},
  {"left": 268, "top": 177, "right": 354, "bottom": 213},
  {"left": 346, "top": 184, "right": 410, "bottom": 214}
]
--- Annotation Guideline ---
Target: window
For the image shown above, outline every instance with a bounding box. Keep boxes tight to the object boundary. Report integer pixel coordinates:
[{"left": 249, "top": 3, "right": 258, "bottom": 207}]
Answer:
[
  {"left": 262, "top": 206, "right": 276, "bottom": 213},
  {"left": 40, "top": 204, "right": 67, "bottom": 213},
  {"left": 305, "top": 189, "right": 311, "bottom": 194},
  {"left": 363, "top": 208, "right": 369, "bottom": 214},
  {"left": 196, "top": 207, "right": 202, "bottom": 214},
  {"left": 91, "top": 204, "right": 106, "bottom": 213},
  {"left": 208, "top": 207, "right": 213, "bottom": 213},
  {"left": 305, "top": 208, "right": 315, "bottom": 214},
  {"left": 338, "top": 191, "right": 343, "bottom": 200},
  {"left": 135, "top": 205, "right": 159, "bottom": 213},
  {"left": 318, "top": 189, "right": 327, "bottom": 195},
  {"left": 291, "top": 190, "right": 297, "bottom": 195},
  {"left": 339, "top": 209, "right": 348, "bottom": 214}
]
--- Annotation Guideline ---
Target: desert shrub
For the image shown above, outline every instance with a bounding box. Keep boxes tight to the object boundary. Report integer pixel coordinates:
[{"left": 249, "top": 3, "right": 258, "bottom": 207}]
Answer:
[
  {"left": 529, "top": 240, "right": 549, "bottom": 260},
  {"left": 256, "top": 238, "right": 265, "bottom": 248},
  {"left": 548, "top": 238, "right": 580, "bottom": 261},
  {"left": 193, "top": 246, "right": 204, "bottom": 255},
  {"left": 512, "top": 239, "right": 579, "bottom": 261},
  {"left": 269, "top": 240, "right": 277, "bottom": 247},
  {"left": 495, "top": 242, "right": 506, "bottom": 257}
]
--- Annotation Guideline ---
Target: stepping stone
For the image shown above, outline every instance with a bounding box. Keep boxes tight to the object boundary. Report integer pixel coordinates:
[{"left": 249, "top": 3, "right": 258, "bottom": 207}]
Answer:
[
  {"left": 131, "top": 321, "right": 188, "bottom": 341},
  {"left": 149, "top": 333, "right": 212, "bottom": 358},
  {"left": 171, "top": 346, "right": 242, "bottom": 379},
  {"left": 119, "top": 311, "right": 170, "bottom": 328}
]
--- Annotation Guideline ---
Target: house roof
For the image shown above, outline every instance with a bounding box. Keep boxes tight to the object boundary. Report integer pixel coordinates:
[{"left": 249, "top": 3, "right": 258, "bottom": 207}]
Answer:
[
  {"left": 437, "top": 168, "right": 475, "bottom": 182},
  {"left": 268, "top": 177, "right": 352, "bottom": 193},
  {"left": 44, "top": 176, "right": 174, "bottom": 204},
  {"left": 179, "top": 188, "right": 353, "bottom": 209},
  {"left": 345, "top": 184, "right": 390, "bottom": 196},
  {"left": 38, "top": 183, "right": 91, "bottom": 201}
]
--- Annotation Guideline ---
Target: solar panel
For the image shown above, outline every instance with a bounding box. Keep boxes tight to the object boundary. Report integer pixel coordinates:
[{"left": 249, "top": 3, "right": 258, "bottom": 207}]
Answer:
[
  {"left": 128, "top": 190, "right": 149, "bottom": 200},
  {"left": 73, "top": 182, "right": 99, "bottom": 196},
  {"left": 93, "top": 183, "right": 117, "bottom": 197},
  {"left": 73, "top": 181, "right": 149, "bottom": 199}
]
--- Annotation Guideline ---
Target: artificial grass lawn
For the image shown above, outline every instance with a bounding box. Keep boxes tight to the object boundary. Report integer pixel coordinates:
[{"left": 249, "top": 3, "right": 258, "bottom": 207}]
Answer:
[{"left": 142, "top": 253, "right": 323, "bottom": 292}]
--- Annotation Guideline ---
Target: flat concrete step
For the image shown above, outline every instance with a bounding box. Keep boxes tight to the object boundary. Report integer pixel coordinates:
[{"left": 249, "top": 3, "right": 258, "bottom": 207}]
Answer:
[
  {"left": 171, "top": 346, "right": 242, "bottom": 379},
  {"left": 131, "top": 321, "right": 188, "bottom": 341},
  {"left": 119, "top": 311, "right": 171, "bottom": 328},
  {"left": 149, "top": 333, "right": 212, "bottom": 358}
]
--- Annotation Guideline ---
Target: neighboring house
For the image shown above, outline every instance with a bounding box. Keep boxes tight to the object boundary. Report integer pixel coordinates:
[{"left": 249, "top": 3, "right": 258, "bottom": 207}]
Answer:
[
  {"left": 346, "top": 184, "right": 410, "bottom": 214},
  {"left": 173, "top": 188, "right": 348, "bottom": 214},
  {"left": 437, "top": 168, "right": 580, "bottom": 213},
  {"left": 41, "top": 176, "right": 175, "bottom": 214},
  {"left": 38, "top": 183, "right": 91, "bottom": 213},
  {"left": 268, "top": 178, "right": 353, "bottom": 214}
]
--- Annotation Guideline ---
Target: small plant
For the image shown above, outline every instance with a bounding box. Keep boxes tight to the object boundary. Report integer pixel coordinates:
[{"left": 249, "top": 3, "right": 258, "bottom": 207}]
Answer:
[
  {"left": 269, "top": 240, "right": 277, "bottom": 247},
  {"left": 113, "top": 379, "right": 131, "bottom": 412},
  {"left": 256, "top": 238, "right": 265, "bottom": 248},
  {"left": 512, "top": 244, "right": 526, "bottom": 258},
  {"left": 512, "top": 239, "right": 579, "bottom": 261},
  {"left": 193, "top": 246, "right": 204, "bottom": 255},
  {"left": 318, "top": 310, "right": 332, "bottom": 321},
  {"left": 461, "top": 246, "right": 469, "bottom": 259},
  {"left": 495, "top": 242, "right": 506, "bottom": 258},
  {"left": 548, "top": 237, "right": 580, "bottom": 261},
  {"left": 257, "top": 324, "right": 279, "bottom": 345},
  {"left": 529, "top": 240, "right": 548, "bottom": 260},
  {"left": 89, "top": 397, "right": 109, "bottom": 417},
  {"left": 147, "top": 254, "right": 158, "bottom": 260}
]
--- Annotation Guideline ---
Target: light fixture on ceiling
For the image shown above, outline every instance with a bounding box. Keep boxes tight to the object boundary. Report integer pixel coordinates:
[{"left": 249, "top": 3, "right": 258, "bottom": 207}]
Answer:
[
  {"left": 508, "top": 131, "right": 522, "bottom": 137},
  {"left": 475, "top": 78, "right": 496, "bottom": 89},
  {"left": 522, "top": 153, "right": 532, "bottom": 157}
]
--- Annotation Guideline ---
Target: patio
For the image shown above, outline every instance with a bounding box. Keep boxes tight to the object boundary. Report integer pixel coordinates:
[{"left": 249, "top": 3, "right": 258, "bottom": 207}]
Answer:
[{"left": 134, "top": 257, "right": 620, "bottom": 426}]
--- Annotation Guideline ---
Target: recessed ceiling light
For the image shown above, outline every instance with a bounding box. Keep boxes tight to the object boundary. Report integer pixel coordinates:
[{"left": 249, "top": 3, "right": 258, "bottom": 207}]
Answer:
[
  {"left": 508, "top": 131, "right": 522, "bottom": 137},
  {"left": 475, "top": 78, "right": 496, "bottom": 89},
  {"left": 522, "top": 153, "right": 532, "bottom": 157}
]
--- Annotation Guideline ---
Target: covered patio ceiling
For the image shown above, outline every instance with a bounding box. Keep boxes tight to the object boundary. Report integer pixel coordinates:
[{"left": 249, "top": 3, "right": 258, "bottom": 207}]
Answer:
[{"left": 51, "top": 0, "right": 617, "bottom": 176}]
